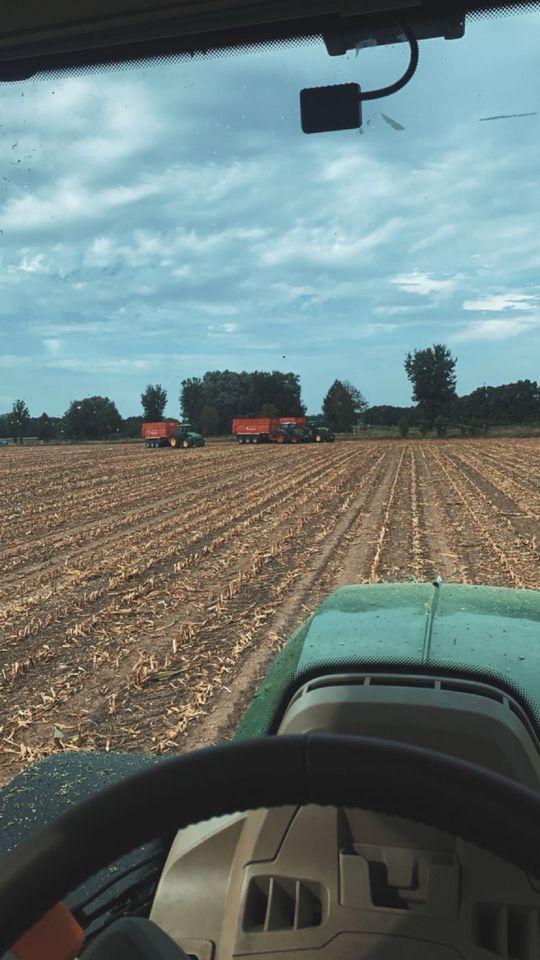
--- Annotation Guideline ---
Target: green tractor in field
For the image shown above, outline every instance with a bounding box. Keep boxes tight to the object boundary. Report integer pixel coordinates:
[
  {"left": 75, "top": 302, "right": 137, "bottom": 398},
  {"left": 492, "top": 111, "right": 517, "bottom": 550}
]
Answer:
[
  {"left": 170, "top": 424, "right": 205, "bottom": 449},
  {"left": 301, "top": 418, "right": 335, "bottom": 443},
  {"left": 273, "top": 422, "right": 309, "bottom": 444},
  {"left": 304, "top": 423, "right": 335, "bottom": 443},
  {"left": 2, "top": 581, "right": 540, "bottom": 960}
]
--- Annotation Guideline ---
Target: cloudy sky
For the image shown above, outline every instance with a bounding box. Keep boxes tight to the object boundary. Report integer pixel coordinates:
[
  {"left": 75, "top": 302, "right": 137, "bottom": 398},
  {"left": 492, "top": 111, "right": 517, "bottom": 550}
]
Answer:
[{"left": 1, "top": 8, "right": 539, "bottom": 418}]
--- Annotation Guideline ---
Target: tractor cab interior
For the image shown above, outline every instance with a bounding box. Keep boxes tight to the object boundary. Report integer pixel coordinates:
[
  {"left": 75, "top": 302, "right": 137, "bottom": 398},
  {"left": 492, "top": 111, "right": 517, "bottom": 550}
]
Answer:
[{"left": 0, "top": 2, "right": 539, "bottom": 960}]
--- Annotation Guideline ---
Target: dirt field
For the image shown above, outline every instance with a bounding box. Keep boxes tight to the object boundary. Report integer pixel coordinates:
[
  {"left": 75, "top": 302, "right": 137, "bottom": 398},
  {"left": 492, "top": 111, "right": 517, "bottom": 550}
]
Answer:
[{"left": 1, "top": 438, "right": 539, "bottom": 785}]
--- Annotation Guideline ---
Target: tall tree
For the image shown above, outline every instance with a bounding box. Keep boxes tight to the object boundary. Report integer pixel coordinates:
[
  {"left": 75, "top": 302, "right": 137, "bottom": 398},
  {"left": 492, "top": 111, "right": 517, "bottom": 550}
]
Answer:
[
  {"left": 36, "top": 412, "right": 56, "bottom": 442},
  {"left": 180, "top": 377, "right": 205, "bottom": 428},
  {"left": 63, "top": 397, "right": 122, "bottom": 440},
  {"left": 141, "top": 384, "right": 167, "bottom": 421},
  {"left": 404, "top": 344, "right": 457, "bottom": 428},
  {"left": 9, "top": 399, "right": 30, "bottom": 444},
  {"left": 122, "top": 416, "right": 144, "bottom": 438},
  {"left": 342, "top": 381, "right": 368, "bottom": 419},
  {"left": 322, "top": 380, "right": 356, "bottom": 432},
  {"left": 199, "top": 404, "right": 219, "bottom": 436}
]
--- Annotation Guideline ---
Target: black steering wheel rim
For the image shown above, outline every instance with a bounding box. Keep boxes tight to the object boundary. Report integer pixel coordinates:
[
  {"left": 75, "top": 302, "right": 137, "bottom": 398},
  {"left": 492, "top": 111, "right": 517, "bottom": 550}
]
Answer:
[{"left": 1, "top": 733, "right": 540, "bottom": 953}]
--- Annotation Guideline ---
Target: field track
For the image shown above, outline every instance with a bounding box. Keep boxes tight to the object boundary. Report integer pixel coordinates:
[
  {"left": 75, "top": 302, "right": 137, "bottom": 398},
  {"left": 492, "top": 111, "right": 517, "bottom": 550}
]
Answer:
[{"left": 1, "top": 438, "right": 539, "bottom": 784}]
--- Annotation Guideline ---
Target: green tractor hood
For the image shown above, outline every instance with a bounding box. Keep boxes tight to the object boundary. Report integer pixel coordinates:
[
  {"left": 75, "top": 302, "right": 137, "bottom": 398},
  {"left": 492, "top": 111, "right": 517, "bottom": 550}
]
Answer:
[{"left": 237, "top": 582, "right": 540, "bottom": 739}]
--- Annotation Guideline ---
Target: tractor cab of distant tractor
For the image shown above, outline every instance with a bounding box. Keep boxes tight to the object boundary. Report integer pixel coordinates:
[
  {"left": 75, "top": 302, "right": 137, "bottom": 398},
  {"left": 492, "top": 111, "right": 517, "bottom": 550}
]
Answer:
[
  {"left": 170, "top": 425, "right": 205, "bottom": 449},
  {"left": 305, "top": 423, "right": 335, "bottom": 444},
  {"left": 275, "top": 423, "right": 306, "bottom": 444}
]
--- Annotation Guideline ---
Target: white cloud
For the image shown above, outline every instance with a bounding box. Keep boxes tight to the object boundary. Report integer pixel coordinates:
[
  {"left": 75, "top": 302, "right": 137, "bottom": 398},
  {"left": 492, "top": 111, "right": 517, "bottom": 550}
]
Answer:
[
  {"left": 390, "top": 270, "right": 461, "bottom": 296},
  {"left": 411, "top": 223, "right": 458, "bottom": 252},
  {"left": 463, "top": 292, "right": 537, "bottom": 311},
  {"left": 271, "top": 282, "right": 315, "bottom": 300},
  {"left": 374, "top": 305, "right": 418, "bottom": 317},
  {"left": 451, "top": 316, "right": 540, "bottom": 342},
  {"left": 43, "top": 338, "right": 62, "bottom": 355},
  {"left": 208, "top": 322, "right": 238, "bottom": 335},
  {"left": 2, "top": 177, "right": 160, "bottom": 232},
  {"left": 261, "top": 218, "right": 403, "bottom": 267},
  {"left": 0, "top": 354, "right": 32, "bottom": 368},
  {"left": 19, "top": 254, "right": 48, "bottom": 274},
  {"left": 201, "top": 304, "right": 239, "bottom": 317},
  {"left": 32, "top": 320, "right": 119, "bottom": 336},
  {"left": 49, "top": 357, "right": 155, "bottom": 373}
]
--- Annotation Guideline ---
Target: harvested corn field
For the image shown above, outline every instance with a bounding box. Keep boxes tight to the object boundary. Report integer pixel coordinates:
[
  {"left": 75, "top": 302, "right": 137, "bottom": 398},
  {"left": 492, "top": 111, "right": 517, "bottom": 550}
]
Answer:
[{"left": 1, "top": 438, "right": 539, "bottom": 783}]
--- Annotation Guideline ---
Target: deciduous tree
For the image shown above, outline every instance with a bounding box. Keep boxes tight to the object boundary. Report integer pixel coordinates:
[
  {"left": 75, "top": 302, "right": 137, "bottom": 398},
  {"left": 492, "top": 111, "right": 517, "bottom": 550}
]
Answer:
[
  {"left": 404, "top": 344, "right": 457, "bottom": 428},
  {"left": 63, "top": 397, "right": 122, "bottom": 440},
  {"left": 141, "top": 384, "right": 167, "bottom": 421},
  {"left": 36, "top": 412, "right": 56, "bottom": 442},
  {"left": 199, "top": 404, "right": 219, "bottom": 436},
  {"left": 322, "top": 380, "right": 356, "bottom": 432},
  {"left": 9, "top": 399, "right": 30, "bottom": 444}
]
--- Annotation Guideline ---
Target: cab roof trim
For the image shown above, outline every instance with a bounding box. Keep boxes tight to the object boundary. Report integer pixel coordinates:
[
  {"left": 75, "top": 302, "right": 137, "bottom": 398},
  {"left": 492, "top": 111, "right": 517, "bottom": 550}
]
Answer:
[{"left": 0, "top": 1, "right": 537, "bottom": 80}]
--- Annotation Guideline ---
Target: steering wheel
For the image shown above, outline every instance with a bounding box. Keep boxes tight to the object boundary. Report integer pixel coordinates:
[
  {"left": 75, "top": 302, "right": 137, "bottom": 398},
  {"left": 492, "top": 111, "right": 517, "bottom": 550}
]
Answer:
[{"left": 2, "top": 733, "right": 540, "bottom": 954}]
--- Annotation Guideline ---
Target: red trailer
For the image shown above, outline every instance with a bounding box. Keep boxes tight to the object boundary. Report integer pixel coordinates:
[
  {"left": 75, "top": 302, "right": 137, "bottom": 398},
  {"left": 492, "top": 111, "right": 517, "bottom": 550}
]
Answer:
[
  {"left": 232, "top": 417, "right": 307, "bottom": 444},
  {"left": 232, "top": 418, "right": 277, "bottom": 443},
  {"left": 140, "top": 421, "right": 205, "bottom": 448},
  {"left": 141, "top": 420, "right": 179, "bottom": 446}
]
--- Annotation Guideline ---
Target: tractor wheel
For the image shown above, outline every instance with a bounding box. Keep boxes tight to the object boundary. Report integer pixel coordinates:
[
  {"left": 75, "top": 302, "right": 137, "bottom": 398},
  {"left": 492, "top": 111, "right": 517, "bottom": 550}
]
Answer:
[
  {"left": 170, "top": 437, "right": 178, "bottom": 448},
  {"left": 314, "top": 434, "right": 322, "bottom": 443},
  {"left": 291, "top": 434, "right": 298, "bottom": 444},
  {"left": 182, "top": 439, "right": 190, "bottom": 449},
  {"left": 276, "top": 433, "right": 285, "bottom": 444}
]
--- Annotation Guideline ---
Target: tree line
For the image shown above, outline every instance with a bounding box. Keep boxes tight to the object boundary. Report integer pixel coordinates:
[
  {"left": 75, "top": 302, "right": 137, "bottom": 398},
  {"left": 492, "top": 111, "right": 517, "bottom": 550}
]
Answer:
[
  {"left": 180, "top": 371, "right": 306, "bottom": 436},
  {"left": 2, "top": 346, "right": 539, "bottom": 441}
]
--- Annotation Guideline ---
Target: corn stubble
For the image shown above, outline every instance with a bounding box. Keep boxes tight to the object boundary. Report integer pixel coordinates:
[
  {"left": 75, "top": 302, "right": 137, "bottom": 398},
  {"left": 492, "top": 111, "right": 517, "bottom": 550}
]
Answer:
[{"left": 0, "top": 439, "right": 539, "bottom": 781}]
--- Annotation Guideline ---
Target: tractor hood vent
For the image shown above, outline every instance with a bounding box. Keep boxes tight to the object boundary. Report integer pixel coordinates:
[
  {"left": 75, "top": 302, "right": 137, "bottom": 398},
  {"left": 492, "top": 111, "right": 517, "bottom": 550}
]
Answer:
[
  {"left": 244, "top": 876, "right": 323, "bottom": 932},
  {"left": 473, "top": 903, "right": 540, "bottom": 958}
]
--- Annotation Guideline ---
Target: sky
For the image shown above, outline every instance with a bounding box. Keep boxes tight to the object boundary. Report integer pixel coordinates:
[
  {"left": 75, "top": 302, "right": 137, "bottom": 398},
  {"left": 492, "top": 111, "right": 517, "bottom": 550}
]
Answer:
[{"left": 1, "top": 9, "right": 540, "bottom": 418}]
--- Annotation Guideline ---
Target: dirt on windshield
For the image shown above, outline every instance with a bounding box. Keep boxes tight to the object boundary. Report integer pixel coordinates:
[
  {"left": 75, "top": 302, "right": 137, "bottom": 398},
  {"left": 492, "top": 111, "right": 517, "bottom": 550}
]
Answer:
[{"left": 1, "top": 438, "right": 539, "bottom": 784}]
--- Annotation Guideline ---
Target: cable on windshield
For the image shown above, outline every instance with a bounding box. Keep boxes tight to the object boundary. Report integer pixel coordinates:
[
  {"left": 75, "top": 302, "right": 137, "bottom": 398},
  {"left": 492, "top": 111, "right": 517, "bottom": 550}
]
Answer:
[
  {"left": 360, "top": 21, "right": 419, "bottom": 102},
  {"left": 300, "top": 20, "right": 418, "bottom": 133}
]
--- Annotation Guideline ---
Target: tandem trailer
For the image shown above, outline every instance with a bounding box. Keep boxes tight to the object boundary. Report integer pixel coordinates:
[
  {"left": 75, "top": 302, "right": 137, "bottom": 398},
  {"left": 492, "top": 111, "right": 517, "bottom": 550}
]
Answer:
[
  {"left": 232, "top": 417, "right": 333, "bottom": 444},
  {"left": 142, "top": 420, "right": 205, "bottom": 448}
]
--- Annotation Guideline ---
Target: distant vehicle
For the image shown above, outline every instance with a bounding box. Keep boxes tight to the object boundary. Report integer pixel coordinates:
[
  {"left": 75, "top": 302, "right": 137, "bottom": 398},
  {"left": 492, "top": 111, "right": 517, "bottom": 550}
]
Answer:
[
  {"left": 141, "top": 420, "right": 205, "bottom": 449},
  {"left": 232, "top": 417, "right": 334, "bottom": 444},
  {"left": 0, "top": 439, "right": 10, "bottom": 446},
  {"left": 233, "top": 416, "right": 307, "bottom": 444},
  {"left": 304, "top": 421, "right": 335, "bottom": 443}
]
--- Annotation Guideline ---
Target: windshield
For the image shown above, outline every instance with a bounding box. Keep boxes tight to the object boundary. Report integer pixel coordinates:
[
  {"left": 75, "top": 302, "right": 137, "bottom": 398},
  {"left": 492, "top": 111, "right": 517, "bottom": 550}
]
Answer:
[{"left": 1, "top": 8, "right": 539, "bottom": 782}]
